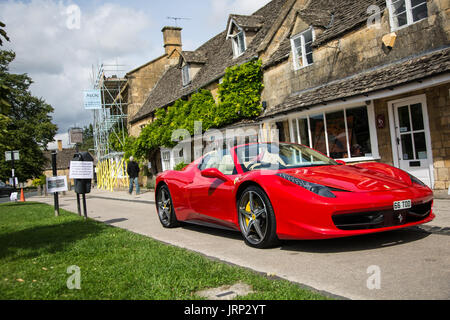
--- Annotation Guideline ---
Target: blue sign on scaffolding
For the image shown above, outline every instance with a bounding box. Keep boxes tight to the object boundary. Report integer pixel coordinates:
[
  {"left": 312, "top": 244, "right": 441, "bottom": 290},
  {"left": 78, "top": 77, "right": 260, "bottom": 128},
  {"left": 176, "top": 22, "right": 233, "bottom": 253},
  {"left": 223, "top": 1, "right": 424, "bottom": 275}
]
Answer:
[{"left": 83, "top": 89, "right": 102, "bottom": 110}]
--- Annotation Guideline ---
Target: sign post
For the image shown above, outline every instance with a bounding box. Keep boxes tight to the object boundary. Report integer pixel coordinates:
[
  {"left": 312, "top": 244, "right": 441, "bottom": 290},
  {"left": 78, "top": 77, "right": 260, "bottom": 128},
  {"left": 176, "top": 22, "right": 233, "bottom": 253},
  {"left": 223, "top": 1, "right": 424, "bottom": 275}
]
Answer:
[
  {"left": 51, "top": 152, "right": 60, "bottom": 216},
  {"left": 70, "top": 152, "right": 94, "bottom": 220},
  {"left": 5, "top": 151, "right": 19, "bottom": 192}
]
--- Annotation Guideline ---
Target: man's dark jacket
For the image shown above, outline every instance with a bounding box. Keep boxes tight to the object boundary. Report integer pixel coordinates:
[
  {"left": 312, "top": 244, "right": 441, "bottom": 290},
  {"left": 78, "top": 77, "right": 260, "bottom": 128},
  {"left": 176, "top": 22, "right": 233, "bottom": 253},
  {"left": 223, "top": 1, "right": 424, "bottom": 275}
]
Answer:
[{"left": 127, "top": 161, "right": 140, "bottom": 178}]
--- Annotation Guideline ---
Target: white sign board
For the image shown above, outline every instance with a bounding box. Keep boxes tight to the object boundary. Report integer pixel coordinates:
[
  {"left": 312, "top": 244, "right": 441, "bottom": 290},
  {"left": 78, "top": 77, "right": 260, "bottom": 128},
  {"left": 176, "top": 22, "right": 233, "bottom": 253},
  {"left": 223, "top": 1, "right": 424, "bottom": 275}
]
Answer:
[
  {"left": 70, "top": 161, "right": 93, "bottom": 179},
  {"left": 46, "top": 176, "right": 68, "bottom": 193},
  {"left": 83, "top": 89, "right": 102, "bottom": 110},
  {"left": 5, "top": 151, "right": 19, "bottom": 161},
  {"left": 9, "top": 177, "right": 18, "bottom": 186}
]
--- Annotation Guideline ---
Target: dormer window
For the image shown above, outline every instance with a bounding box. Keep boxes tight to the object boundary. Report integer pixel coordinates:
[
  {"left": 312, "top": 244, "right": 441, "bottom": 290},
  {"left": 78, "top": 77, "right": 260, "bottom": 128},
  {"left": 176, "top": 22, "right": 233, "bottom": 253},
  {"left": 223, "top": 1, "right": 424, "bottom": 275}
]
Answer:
[
  {"left": 182, "top": 64, "right": 190, "bottom": 86},
  {"left": 291, "top": 27, "right": 314, "bottom": 70},
  {"left": 226, "top": 16, "right": 251, "bottom": 58},
  {"left": 387, "top": 0, "right": 428, "bottom": 31},
  {"left": 231, "top": 31, "right": 246, "bottom": 58}
]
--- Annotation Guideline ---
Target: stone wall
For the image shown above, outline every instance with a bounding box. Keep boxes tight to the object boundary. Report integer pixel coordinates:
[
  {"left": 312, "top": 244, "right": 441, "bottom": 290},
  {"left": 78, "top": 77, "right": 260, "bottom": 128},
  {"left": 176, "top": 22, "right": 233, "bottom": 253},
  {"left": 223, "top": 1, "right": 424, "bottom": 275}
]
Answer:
[
  {"left": 372, "top": 82, "right": 450, "bottom": 190},
  {"left": 261, "top": 0, "right": 450, "bottom": 112},
  {"left": 427, "top": 83, "right": 450, "bottom": 190},
  {"left": 127, "top": 54, "right": 179, "bottom": 137}
]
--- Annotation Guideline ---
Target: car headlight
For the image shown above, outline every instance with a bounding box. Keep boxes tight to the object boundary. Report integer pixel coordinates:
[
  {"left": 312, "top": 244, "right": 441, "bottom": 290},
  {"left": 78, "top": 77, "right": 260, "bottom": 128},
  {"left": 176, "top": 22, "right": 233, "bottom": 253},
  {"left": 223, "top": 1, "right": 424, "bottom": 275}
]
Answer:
[
  {"left": 276, "top": 173, "right": 337, "bottom": 198},
  {"left": 408, "top": 173, "right": 426, "bottom": 187}
]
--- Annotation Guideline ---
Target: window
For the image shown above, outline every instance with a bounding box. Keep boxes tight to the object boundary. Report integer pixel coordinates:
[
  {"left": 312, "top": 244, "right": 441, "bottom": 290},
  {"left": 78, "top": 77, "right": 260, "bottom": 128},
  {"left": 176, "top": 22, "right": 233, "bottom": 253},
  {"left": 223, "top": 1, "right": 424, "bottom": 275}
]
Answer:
[
  {"left": 182, "top": 64, "right": 190, "bottom": 86},
  {"left": 161, "top": 150, "right": 171, "bottom": 171},
  {"left": 291, "top": 28, "right": 314, "bottom": 70},
  {"left": 231, "top": 31, "right": 246, "bottom": 58},
  {"left": 290, "top": 106, "right": 373, "bottom": 160},
  {"left": 198, "top": 149, "right": 237, "bottom": 175},
  {"left": 235, "top": 143, "right": 337, "bottom": 172},
  {"left": 387, "top": 0, "right": 428, "bottom": 30}
]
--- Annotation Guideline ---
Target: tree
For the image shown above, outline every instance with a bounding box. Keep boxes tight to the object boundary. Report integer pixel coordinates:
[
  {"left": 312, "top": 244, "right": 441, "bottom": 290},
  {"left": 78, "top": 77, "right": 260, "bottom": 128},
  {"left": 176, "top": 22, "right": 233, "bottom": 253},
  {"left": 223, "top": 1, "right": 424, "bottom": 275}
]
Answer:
[
  {"left": 0, "top": 50, "right": 57, "bottom": 182},
  {"left": 77, "top": 124, "right": 94, "bottom": 152},
  {"left": 0, "top": 21, "right": 11, "bottom": 148}
]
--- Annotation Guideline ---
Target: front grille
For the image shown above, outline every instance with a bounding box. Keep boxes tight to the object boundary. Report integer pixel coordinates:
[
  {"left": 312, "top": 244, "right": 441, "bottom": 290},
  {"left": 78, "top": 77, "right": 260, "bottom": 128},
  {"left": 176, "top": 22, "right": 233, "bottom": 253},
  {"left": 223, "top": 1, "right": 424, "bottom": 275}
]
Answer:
[{"left": 332, "top": 201, "right": 432, "bottom": 231}]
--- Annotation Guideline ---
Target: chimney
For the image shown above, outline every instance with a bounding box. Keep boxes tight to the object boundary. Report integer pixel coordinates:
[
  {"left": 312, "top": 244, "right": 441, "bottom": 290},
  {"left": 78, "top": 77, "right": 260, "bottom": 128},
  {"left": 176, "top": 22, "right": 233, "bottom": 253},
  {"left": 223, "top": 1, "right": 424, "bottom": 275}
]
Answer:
[
  {"left": 161, "top": 26, "right": 182, "bottom": 56},
  {"left": 57, "top": 140, "right": 63, "bottom": 151}
]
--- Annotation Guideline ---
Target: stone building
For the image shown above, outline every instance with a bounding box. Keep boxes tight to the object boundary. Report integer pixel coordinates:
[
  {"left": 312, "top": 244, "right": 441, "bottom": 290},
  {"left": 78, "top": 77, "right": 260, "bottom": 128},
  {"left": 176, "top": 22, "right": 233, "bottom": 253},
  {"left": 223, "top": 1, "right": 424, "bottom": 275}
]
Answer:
[
  {"left": 125, "top": 26, "right": 182, "bottom": 137},
  {"left": 127, "top": 0, "right": 450, "bottom": 190}
]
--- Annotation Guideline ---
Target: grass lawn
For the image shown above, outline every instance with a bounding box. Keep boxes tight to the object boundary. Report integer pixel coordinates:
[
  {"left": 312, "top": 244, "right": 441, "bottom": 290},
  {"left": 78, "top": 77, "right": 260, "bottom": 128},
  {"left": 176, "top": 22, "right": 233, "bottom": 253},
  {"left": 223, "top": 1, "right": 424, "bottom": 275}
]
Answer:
[{"left": 0, "top": 202, "right": 328, "bottom": 300}]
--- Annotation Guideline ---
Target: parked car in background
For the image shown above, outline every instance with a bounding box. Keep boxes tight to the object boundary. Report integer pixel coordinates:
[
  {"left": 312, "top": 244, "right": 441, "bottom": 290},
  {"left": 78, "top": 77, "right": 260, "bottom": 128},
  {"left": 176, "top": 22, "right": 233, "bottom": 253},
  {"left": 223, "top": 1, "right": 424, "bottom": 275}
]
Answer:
[{"left": 0, "top": 181, "right": 13, "bottom": 197}]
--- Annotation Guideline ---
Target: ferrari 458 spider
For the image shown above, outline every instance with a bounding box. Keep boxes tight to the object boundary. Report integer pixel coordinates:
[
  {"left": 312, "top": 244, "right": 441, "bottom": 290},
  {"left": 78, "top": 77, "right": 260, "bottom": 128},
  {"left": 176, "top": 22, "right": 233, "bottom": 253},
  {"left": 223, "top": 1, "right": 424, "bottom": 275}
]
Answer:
[{"left": 155, "top": 142, "right": 434, "bottom": 248}]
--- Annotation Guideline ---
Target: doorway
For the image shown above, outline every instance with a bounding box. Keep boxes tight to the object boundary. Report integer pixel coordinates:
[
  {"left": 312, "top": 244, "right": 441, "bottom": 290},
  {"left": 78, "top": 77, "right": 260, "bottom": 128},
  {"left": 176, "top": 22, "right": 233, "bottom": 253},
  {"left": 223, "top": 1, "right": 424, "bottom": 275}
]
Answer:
[{"left": 389, "top": 95, "right": 434, "bottom": 187}]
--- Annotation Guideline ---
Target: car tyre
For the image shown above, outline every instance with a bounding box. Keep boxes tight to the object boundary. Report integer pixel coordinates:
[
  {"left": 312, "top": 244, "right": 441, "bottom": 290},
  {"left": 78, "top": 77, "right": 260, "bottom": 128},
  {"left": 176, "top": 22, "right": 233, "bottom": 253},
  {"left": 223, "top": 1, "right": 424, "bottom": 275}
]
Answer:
[
  {"left": 156, "top": 184, "right": 180, "bottom": 228},
  {"left": 237, "top": 185, "right": 279, "bottom": 249}
]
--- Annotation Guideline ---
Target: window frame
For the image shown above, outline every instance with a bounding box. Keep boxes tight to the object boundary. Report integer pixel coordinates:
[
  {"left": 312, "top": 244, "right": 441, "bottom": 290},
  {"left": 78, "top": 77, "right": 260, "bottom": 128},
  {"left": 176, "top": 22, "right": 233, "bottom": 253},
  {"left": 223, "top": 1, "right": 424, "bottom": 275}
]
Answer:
[
  {"left": 181, "top": 64, "right": 191, "bottom": 86},
  {"left": 262, "top": 103, "right": 380, "bottom": 163},
  {"left": 231, "top": 30, "right": 247, "bottom": 58},
  {"left": 386, "top": 0, "right": 428, "bottom": 31},
  {"left": 290, "top": 27, "right": 315, "bottom": 71}
]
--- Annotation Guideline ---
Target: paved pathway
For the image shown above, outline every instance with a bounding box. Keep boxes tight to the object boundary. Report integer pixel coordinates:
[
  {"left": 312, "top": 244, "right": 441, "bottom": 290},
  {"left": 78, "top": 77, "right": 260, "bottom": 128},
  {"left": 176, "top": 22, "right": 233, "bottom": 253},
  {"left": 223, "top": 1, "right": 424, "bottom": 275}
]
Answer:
[{"left": 28, "top": 188, "right": 450, "bottom": 300}]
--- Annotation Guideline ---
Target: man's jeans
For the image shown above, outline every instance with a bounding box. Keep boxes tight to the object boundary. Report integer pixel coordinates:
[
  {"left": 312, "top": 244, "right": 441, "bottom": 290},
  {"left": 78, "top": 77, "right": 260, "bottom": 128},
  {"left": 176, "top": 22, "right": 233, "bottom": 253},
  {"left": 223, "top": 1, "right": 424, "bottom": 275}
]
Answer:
[{"left": 129, "top": 177, "right": 140, "bottom": 195}]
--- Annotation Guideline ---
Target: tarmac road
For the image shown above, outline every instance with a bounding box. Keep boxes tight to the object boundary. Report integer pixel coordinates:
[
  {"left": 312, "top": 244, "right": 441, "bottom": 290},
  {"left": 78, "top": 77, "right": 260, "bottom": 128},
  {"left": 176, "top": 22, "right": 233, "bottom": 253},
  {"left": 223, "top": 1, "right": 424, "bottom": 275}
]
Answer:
[{"left": 30, "top": 190, "right": 450, "bottom": 300}]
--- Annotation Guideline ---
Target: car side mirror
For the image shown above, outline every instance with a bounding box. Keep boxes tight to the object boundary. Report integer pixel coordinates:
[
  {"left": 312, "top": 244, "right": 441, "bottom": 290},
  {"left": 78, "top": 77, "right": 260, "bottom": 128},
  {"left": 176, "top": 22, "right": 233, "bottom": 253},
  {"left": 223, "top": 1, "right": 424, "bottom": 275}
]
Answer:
[
  {"left": 201, "top": 168, "right": 230, "bottom": 181},
  {"left": 336, "top": 160, "right": 346, "bottom": 165}
]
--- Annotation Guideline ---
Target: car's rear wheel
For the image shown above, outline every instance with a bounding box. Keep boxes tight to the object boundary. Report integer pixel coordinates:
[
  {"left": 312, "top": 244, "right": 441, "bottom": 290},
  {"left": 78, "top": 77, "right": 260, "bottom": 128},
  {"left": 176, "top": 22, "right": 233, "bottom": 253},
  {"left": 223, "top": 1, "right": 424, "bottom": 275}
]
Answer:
[
  {"left": 156, "top": 184, "right": 179, "bottom": 228},
  {"left": 237, "top": 185, "right": 279, "bottom": 248}
]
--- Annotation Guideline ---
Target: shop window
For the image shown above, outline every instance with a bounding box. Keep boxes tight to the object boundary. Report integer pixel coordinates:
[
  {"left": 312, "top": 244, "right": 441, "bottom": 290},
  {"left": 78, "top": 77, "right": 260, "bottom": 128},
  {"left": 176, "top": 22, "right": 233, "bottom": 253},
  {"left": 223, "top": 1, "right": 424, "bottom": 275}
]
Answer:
[{"left": 290, "top": 106, "right": 373, "bottom": 160}]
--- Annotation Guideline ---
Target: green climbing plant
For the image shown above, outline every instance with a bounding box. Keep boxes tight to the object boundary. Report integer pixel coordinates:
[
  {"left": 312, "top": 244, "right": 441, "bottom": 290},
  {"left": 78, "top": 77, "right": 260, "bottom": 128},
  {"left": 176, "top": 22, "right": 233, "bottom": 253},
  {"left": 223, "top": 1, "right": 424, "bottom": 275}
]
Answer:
[{"left": 133, "top": 59, "right": 264, "bottom": 159}]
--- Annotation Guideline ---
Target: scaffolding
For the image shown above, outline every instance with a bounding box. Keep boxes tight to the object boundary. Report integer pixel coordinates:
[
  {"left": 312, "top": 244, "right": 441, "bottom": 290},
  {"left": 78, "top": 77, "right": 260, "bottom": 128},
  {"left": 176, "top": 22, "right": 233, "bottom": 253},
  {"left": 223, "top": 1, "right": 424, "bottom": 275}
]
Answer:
[{"left": 90, "top": 63, "right": 129, "bottom": 190}]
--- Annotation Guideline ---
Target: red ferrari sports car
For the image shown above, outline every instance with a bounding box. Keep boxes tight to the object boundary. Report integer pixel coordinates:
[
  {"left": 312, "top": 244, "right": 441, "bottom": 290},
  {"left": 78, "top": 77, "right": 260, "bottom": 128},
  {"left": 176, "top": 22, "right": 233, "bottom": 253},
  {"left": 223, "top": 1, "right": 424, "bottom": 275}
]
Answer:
[{"left": 155, "top": 142, "right": 434, "bottom": 248}]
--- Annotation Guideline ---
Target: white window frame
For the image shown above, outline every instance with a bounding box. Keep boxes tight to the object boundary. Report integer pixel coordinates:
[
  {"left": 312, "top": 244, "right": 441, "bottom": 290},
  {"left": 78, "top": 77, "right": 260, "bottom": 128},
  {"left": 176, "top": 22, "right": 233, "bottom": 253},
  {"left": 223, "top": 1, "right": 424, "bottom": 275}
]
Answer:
[
  {"left": 290, "top": 27, "right": 315, "bottom": 71},
  {"left": 262, "top": 102, "right": 380, "bottom": 163},
  {"left": 231, "top": 30, "right": 246, "bottom": 58},
  {"left": 182, "top": 64, "right": 191, "bottom": 86},
  {"left": 161, "top": 148, "right": 173, "bottom": 171},
  {"left": 386, "top": 0, "right": 428, "bottom": 31}
]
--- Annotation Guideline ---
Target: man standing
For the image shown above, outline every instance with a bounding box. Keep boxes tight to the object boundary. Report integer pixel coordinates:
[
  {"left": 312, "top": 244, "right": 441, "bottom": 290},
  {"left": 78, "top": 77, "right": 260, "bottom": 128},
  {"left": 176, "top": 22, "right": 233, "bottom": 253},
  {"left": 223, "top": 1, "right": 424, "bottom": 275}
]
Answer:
[{"left": 127, "top": 156, "right": 140, "bottom": 195}]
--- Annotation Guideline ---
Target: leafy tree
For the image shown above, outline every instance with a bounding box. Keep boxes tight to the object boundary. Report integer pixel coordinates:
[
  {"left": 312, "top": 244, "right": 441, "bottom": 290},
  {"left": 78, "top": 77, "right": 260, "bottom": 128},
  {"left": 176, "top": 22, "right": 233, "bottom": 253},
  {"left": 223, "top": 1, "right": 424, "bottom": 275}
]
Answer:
[
  {"left": 77, "top": 124, "right": 94, "bottom": 152},
  {"left": 0, "top": 50, "right": 57, "bottom": 182},
  {"left": 0, "top": 21, "right": 11, "bottom": 148},
  {"left": 0, "top": 21, "right": 10, "bottom": 46}
]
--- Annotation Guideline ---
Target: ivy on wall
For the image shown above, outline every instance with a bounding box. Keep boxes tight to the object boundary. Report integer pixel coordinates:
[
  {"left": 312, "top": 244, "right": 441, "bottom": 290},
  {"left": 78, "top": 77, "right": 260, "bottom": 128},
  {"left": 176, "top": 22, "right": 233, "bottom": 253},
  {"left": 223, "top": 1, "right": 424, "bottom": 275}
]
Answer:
[{"left": 132, "top": 59, "right": 264, "bottom": 159}]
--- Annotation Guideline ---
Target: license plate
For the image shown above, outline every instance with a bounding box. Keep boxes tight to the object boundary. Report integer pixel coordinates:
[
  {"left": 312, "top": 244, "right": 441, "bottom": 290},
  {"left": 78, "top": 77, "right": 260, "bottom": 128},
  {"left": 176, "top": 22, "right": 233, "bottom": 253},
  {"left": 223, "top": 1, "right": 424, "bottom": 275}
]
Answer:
[{"left": 393, "top": 200, "right": 411, "bottom": 211}]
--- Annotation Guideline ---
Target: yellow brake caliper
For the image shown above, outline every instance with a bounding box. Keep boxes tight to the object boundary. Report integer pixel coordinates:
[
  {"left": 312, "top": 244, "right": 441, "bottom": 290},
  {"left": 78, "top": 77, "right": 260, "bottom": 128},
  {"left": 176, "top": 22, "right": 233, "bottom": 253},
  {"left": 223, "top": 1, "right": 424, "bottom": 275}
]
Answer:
[{"left": 245, "top": 202, "right": 251, "bottom": 226}]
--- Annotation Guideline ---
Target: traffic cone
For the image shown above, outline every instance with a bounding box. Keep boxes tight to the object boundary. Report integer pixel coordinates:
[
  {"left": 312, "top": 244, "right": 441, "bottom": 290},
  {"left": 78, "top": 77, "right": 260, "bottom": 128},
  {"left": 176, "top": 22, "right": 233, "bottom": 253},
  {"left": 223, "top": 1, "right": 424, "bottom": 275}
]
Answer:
[{"left": 19, "top": 188, "right": 25, "bottom": 202}]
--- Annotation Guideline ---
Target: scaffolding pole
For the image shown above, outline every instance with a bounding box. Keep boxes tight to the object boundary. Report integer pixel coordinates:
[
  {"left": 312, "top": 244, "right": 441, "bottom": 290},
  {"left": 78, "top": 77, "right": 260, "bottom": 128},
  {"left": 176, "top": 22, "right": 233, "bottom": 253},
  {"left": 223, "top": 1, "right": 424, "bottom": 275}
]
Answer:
[{"left": 90, "top": 62, "right": 129, "bottom": 191}]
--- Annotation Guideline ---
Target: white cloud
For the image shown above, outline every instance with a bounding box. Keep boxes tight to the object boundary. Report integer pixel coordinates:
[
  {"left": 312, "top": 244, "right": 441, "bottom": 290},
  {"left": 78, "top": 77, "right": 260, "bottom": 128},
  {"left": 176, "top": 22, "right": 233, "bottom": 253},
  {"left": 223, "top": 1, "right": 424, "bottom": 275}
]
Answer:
[{"left": 0, "top": 0, "right": 154, "bottom": 133}]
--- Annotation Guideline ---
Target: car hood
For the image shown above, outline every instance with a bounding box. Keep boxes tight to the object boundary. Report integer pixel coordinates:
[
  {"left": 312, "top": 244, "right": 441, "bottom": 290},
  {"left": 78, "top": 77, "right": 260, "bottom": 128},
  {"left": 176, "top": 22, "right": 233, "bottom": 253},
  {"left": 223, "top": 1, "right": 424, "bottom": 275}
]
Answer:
[{"left": 280, "top": 165, "right": 409, "bottom": 192}]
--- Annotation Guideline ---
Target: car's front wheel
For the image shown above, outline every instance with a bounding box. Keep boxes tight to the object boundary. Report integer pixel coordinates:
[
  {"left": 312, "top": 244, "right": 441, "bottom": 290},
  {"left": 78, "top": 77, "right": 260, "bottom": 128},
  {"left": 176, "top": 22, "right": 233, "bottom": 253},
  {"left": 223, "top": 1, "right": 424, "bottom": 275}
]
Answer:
[
  {"left": 156, "top": 184, "right": 179, "bottom": 228},
  {"left": 237, "top": 185, "right": 279, "bottom": 248}
]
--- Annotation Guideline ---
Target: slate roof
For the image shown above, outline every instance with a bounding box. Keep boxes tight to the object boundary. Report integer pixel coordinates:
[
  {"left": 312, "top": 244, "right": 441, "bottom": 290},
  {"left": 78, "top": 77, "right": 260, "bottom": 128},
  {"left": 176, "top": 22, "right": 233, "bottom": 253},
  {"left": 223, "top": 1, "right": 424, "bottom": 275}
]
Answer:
[
  {"left": 181, "top": 51, "right": 207, "bottom": 65},
  {"left": 130, "top": 0, "right": 289, "bottom": 124},
  {"left": 261, "top": 46, "right": 450, "bottom": 118},
  {"left": 228, "top": 14, "right": 265, "bottom": 30},
  {"left": 43, "top": 149, "right": 78, "bottom": 170}
]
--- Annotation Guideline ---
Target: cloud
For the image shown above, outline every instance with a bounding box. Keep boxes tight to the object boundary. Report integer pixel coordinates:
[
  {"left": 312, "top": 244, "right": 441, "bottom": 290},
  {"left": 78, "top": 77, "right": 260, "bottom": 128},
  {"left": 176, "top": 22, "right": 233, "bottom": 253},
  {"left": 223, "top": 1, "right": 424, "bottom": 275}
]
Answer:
[
  {"left": 208, "top": 0, "right": 272, "bottom": 27},
  {"left": 0, "top": 0, "right": 154, "bottom": 133}
]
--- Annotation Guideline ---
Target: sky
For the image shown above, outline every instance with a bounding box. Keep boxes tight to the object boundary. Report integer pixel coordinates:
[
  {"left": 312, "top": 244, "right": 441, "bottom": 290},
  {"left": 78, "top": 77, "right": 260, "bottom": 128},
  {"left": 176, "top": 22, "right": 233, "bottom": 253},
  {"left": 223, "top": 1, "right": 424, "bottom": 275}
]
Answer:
[{"left": 0, "top": 0, "right": 272, "bottom": 135}]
